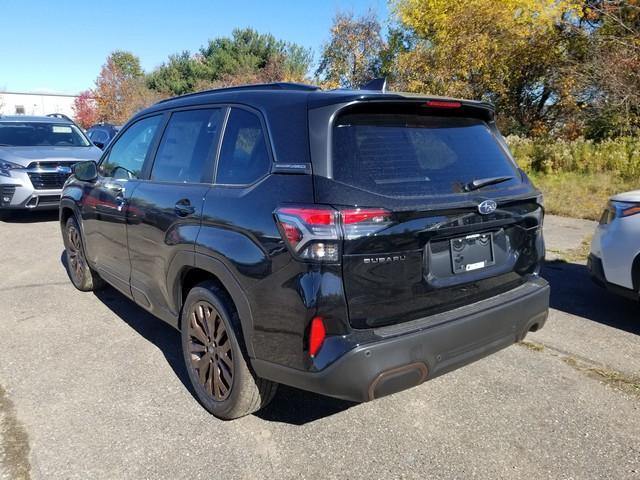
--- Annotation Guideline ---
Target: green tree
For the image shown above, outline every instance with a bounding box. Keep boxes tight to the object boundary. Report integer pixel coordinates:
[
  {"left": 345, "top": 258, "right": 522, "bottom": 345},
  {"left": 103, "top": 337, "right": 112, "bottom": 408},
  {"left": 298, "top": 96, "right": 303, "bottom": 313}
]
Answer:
[
  {"left": 94, "top": 51, "right": 161, "bottom": 124},
  {"left": 146, "top": 51, "right": 211, "bottom": 96},
  {"left": 147, "top": 29, "right": 312, "bottom": 96},
  {"left": 109, "top": 50, "right": 143, "bottom": 79},
  {"left": 200, "top": 28, "right": 312, "bottom": 82},
  {"left": 315, "top": 11, "right": 386, "bottom": 88}
]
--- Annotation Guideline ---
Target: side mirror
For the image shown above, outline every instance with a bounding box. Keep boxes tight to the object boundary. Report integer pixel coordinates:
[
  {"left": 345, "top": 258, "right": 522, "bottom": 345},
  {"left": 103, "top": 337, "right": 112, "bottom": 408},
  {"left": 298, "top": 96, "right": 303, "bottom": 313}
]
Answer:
[
  {"left": 93, "top": 141, "right": 105, "bottom": 150},
  {"left": 74, "top": 161, "right": 98, "bottom": 182}
]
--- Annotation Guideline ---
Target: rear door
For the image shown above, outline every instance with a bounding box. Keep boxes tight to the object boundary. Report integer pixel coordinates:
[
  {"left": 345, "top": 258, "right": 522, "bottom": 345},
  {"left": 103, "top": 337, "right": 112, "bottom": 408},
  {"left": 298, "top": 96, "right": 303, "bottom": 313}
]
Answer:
[
  {"left": 127, "top": 108, "right": 223, "bottom": 320},
  {"left": 311, "top": 101, "right": 544, "bottom": 328}
]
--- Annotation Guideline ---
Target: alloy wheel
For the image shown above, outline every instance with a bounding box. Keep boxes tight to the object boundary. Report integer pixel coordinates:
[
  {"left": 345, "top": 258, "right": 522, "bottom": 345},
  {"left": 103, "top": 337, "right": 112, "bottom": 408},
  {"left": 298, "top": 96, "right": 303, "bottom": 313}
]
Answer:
[
  {"left": 66, "top": 224, "right": 85, "bottom": 281},
  {"left": 187, "top": 301, "right": 234, "bottom": 401}
]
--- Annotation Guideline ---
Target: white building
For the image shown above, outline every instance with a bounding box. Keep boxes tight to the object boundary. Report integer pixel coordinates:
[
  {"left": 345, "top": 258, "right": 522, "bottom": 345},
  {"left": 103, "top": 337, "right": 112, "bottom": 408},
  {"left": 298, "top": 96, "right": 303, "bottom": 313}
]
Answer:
[{"left": 0, "top": 91, "right": 79, "bottom": 118}]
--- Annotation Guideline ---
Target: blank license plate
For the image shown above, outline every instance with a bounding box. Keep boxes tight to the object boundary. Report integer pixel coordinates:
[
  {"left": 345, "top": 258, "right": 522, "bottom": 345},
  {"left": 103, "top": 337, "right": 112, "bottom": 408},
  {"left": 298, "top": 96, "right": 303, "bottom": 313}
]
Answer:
[{"left": 450, "top": 232, "right": 494, "bottom": 274}]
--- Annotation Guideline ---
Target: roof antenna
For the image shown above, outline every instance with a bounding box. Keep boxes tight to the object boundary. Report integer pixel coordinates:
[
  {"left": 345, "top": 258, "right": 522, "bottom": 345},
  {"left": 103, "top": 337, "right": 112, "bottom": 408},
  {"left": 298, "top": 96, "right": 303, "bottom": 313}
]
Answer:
[{"left": 360, "top": 77, "right": 387, "bottom": 93}]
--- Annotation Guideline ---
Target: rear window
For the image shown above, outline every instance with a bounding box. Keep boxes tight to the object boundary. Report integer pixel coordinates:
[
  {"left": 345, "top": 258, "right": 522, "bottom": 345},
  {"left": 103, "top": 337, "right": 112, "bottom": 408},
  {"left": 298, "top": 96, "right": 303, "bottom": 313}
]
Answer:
[{"left": 332, "top": 114, "right": 519, "bottom": 197}]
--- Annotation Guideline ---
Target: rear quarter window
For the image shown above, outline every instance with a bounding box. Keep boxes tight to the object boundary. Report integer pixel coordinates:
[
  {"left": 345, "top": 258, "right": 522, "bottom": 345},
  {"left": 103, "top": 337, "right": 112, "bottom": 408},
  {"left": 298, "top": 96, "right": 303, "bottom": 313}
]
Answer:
[{"left": 332, "top": 114, "right": 519, "bottom": 197}]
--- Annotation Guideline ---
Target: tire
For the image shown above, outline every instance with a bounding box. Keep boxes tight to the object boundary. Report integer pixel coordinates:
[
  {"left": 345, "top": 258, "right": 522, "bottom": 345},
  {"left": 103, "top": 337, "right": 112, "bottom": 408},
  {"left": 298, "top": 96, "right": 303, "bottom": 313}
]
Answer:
[
  {"left": 181, "top": 281, "right": 277, "bottom": 419},
  {"left": 0, "top": 209, "right": 10, "bottom": 221},
  {"left": 62, "top": 216, "right": 105, "bottom": 291}
]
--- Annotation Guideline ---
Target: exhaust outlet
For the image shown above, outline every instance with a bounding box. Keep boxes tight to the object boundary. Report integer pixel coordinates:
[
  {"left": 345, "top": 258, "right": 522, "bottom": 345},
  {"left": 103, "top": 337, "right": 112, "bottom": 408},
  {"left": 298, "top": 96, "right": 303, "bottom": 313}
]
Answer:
[{"left": 368, "top": 362, "right": 428, "bottom": 400}]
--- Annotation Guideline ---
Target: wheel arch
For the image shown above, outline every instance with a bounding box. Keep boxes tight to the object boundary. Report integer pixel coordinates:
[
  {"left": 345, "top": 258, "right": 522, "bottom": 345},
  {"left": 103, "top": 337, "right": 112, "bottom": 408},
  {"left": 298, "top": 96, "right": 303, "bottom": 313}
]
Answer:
[
  {"left": 171, "top": 253, "right": 256, "bottom": 358},
  {"left": 59, "top": 198, "right": 78, "bottom": 229}
]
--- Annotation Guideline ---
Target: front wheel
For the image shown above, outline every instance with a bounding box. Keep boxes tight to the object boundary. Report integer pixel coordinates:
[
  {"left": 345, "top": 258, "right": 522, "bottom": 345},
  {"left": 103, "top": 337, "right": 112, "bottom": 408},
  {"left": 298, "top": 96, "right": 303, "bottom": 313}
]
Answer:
[
  {"left": 181, "top": 281, "right": 277, "bottom": 419},
  {"left": 63, "top": 216, "right": 104, "bottom": 291}
]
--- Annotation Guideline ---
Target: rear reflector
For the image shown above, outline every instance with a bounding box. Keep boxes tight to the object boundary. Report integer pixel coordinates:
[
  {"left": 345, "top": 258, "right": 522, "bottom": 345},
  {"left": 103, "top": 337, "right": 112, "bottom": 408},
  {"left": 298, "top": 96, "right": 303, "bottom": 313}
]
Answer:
[
  {"left": 309, "top": 316, "right": 326, "bottom": 358},
  {"left": 423, "top": 100, "right": 462, "bottom": 109}
]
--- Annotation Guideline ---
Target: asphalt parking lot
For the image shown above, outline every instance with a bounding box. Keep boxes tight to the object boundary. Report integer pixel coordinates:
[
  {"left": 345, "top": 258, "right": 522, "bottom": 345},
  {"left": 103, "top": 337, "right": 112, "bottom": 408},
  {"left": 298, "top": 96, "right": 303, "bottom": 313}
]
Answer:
[{"left": 0, "top": 212, "right": 638, "bottom": 480}]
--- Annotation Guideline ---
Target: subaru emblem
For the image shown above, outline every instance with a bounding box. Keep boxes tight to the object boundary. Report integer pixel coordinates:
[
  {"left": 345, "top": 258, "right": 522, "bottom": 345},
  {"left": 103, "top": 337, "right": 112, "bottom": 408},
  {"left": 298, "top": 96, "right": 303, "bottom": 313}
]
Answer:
[
  {"left": 56, "top": 165, "right": 72, "bottom": 175},
  {"left": 478, "top": 200, "right": 497, "bottom": 215}
]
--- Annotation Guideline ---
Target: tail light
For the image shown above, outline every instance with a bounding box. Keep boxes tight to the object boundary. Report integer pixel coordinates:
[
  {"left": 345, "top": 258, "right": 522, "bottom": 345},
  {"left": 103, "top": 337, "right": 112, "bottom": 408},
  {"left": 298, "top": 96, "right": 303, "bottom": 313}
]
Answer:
[
  {"left": 274, "top": 206, "right": 392, "bottom": 262},
  {"left": 609, "top": 201, "right": 640, "bottom": 221},
  {"left": 423, "top": 100, "right": 462, "bottom": 109}
]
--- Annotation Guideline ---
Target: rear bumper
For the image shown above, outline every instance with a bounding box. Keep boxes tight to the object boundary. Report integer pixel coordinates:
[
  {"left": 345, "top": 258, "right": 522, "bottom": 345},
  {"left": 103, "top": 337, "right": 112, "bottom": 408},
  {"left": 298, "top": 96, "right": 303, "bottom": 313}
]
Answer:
[{"left": 253, "top": 276, "right": 550, "bottom": 402}]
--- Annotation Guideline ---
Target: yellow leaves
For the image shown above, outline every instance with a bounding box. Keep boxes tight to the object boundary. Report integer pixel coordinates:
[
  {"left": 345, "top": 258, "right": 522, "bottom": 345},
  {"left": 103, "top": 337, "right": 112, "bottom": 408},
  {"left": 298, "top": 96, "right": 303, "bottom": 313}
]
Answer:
[{"left": 392, "top": 0, "right": 580, "bottom": 97}]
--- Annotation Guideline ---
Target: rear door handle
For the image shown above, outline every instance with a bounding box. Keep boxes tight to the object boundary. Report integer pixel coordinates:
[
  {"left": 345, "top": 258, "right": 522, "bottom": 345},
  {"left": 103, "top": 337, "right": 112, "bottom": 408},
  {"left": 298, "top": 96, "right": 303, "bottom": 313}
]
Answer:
[{"left": 175, "top": 199, "right": 195, "bottom": 217}]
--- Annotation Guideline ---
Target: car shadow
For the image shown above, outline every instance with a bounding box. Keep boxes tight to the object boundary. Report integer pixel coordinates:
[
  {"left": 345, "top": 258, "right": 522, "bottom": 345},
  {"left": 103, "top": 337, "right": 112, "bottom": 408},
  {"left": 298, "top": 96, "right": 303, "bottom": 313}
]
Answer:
[
  {"left": 60, "top": 251, "right": 354, "bottom": 425},
  {"left": 1, "top": 210, "right": 59, "bottom": 223},
  {"left": 255, "top": 386, "right": 355, "bottom": 425},
  {"left": 542, "top": 260, "right": 639, "bottom": 336}
]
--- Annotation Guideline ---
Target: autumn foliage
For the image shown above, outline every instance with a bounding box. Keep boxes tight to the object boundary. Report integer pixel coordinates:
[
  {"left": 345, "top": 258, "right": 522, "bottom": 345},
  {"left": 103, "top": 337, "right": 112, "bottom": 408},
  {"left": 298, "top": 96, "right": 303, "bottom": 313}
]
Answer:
[{"left": 71, "top": 90, "right": 98, "bottom": 129}]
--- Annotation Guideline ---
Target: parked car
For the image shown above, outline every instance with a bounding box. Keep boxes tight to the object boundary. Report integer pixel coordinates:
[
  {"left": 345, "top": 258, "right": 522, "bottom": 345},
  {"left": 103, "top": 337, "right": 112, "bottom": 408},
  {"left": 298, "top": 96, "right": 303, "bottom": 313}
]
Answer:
[
  {"left": 86, "top": 123, "right": 121, "bottom": 149},
  {"left": 0, "top": 115, "right": 102, "bottom": 218},
  {"left": 589, "top": 190, "right": 640, "bottom": 300},
  {"left": 60, "top": 81, "right": 549, "bottom": 419}
]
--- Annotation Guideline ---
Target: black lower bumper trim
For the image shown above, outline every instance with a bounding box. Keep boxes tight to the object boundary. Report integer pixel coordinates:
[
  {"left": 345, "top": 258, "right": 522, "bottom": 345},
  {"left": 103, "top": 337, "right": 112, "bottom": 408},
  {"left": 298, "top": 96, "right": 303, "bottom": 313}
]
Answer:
[{"left": 253, "top": 278, "right": 550, "bottom": 402}]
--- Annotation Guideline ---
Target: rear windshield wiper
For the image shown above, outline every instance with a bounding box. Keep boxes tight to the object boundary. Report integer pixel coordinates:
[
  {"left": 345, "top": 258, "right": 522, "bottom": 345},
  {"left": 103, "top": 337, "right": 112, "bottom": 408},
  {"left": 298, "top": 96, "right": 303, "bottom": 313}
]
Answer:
[{"left": 464, "top": 176, "right": 513, "bottom": 192}]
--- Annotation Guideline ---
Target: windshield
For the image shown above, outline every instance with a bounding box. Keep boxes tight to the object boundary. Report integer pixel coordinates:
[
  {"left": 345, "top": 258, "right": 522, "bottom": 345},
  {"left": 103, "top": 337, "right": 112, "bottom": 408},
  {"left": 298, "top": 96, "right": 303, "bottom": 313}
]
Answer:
[
  {"left": 332, "top": 114, "right": 519, "bottom": 197},
  {"left": 0, "top": 122, "right": 91, "bottom": 147}
]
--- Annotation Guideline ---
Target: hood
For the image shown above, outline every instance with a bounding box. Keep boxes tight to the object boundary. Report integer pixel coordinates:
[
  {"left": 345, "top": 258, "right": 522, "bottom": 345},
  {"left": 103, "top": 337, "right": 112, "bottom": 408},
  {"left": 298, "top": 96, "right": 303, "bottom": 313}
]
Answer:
[
  {"left": 0, "top": 145, "right": 102, "bottom": 167},
  {"left": 611, "top": 190, "right": 640, "bottom": 203}
]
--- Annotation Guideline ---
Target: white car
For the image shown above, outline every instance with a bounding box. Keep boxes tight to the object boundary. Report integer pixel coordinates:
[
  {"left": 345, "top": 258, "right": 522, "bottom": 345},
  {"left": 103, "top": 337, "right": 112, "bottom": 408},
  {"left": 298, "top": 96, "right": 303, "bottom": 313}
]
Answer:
[{"left": 589, "top": 190, "right": 640, "bottom": 300}]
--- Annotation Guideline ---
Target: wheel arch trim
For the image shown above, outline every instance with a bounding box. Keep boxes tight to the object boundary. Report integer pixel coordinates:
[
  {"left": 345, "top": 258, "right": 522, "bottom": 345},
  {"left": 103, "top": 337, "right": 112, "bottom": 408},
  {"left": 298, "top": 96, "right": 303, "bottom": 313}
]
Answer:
[{"left": 169, "top": 252, "right": 256, "bottom": 358}]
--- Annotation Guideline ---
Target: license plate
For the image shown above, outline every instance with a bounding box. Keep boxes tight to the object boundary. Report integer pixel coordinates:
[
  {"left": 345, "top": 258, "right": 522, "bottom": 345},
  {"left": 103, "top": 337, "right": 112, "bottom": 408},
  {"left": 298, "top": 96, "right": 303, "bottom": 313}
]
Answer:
[{"left": 450, "top": 232, "right": 494, "bottom": 274}]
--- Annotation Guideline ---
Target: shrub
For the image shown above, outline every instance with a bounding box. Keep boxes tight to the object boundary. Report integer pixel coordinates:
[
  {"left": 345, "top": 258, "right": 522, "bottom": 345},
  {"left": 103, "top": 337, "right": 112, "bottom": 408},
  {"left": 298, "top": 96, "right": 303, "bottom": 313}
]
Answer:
[{"left": 506, "top": 136, "right": 640, "bottom": 180}]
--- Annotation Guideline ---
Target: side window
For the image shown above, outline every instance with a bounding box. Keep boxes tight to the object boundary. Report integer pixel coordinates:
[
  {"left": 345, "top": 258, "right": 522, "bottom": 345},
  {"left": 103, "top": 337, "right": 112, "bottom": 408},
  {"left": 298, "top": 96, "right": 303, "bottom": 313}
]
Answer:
[
  {"left": 216, "top": 108, "right": 270, "bottom": 185},
  {"left": 100, "top": 115, "right": 162, "bottom": 179},
  {"left": 90, "top": 130, "right": 108, "bottom": 144},
  {"left": 151, "top": 109, "right": 222, "bottom": 183}
]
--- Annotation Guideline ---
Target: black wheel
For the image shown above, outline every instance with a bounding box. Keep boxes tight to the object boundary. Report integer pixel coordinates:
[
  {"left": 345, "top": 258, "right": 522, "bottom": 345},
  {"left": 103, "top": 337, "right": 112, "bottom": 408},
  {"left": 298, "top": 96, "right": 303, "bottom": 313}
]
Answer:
[
  {"left": 181, "top": 281, "right": 277, "bottom": 419},
  {"left": 63, "top": 216, "right": 105, "bottom": 291}
]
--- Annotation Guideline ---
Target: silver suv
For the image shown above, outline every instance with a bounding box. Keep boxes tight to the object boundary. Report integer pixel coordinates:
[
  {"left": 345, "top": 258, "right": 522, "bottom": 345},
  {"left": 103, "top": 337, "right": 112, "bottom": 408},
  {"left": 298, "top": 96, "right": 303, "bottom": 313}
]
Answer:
[{"left": 0, "top": 115, "right": 102, "bottom": 217}]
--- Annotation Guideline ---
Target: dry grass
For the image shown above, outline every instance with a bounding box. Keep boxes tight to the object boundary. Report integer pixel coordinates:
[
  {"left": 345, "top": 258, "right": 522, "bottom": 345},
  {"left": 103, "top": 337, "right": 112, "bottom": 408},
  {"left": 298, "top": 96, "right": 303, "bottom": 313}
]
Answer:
[
  {"left": 563, "top": 357, "right": 640, "bottom": 398},
  {"left": 546, "top": 235, "right": 593, "bottom": 263},
  {"left": 528, "top": 172, "right": 637, "bottom": 221},
  {"left": 519, "top": 340, "right": 545, "bottom": 352}
]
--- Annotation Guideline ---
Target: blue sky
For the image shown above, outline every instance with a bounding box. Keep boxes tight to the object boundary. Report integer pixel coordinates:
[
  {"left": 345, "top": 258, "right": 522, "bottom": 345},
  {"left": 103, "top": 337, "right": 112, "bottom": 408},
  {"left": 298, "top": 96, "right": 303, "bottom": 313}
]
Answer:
[{"left": 0, "top": 0, "right": 389, "bottom": 95}]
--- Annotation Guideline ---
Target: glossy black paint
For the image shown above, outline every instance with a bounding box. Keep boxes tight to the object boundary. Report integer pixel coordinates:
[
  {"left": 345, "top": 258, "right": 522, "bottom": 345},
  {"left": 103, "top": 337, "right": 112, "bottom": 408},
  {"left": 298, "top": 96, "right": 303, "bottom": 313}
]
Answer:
[{"left": 60, "top": 84, "right": 548, "bottom": 401}]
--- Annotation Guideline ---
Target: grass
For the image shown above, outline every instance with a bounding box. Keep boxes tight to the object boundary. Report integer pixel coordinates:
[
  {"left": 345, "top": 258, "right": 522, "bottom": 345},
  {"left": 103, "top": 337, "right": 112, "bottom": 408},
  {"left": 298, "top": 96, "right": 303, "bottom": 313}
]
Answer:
[
  {"left": 519, "top": 340, "right": 545, "bottom": 352},
  {"left": 563, "top": 357, "right": 640, "bottom": 398},
  {"left": 527, "top": 171, "right": 637, "bottom": 221},
  {"left": 546, "top": 235, "right": 593, "bottom": 263},
  {"left": 519, "top": 342, "right": 640, "bottom": 399}
]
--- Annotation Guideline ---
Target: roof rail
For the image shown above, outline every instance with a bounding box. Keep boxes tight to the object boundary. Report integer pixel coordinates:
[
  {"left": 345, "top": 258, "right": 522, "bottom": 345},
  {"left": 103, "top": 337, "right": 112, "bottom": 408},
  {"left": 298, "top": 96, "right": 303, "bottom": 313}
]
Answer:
[
  {"left": 360, "top": 77, "right": 387, "bottom": 93},
  {"left": 46, "top": 113, "right": 73, "bottom": 121},
  {"left": 157, "top": 82, "right": 321, "bottom": 104}
]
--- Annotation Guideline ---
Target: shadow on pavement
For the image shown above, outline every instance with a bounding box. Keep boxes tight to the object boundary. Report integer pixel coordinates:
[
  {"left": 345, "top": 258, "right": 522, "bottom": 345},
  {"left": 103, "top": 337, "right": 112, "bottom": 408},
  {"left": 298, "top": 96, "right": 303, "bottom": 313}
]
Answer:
[
  {"left": 1, "top": 210, "right": 59, "bottom": 223},
  {"left": 542, "top": 260, "right": 639, "bottom": 336},
  {"left": 60, "top": 251, "right": 353, "bottom": 425},
  {"left": 255, "top": 386, "right": 355, "bottom": 425}
]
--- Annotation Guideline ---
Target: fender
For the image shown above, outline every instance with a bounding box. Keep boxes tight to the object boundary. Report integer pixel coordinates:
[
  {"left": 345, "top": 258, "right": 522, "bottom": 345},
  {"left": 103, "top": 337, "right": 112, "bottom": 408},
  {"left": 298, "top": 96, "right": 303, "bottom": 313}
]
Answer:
[{"left": 167, "top": 251, "right": 256, "bottom": 358}]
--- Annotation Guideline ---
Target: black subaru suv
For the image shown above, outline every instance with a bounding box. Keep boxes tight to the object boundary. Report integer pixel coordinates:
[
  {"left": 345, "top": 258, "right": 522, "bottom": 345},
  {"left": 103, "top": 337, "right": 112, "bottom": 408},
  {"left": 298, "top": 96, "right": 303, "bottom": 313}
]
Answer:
[{"left": 60, "top": 82, "right": 549, "bottom": 419}]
